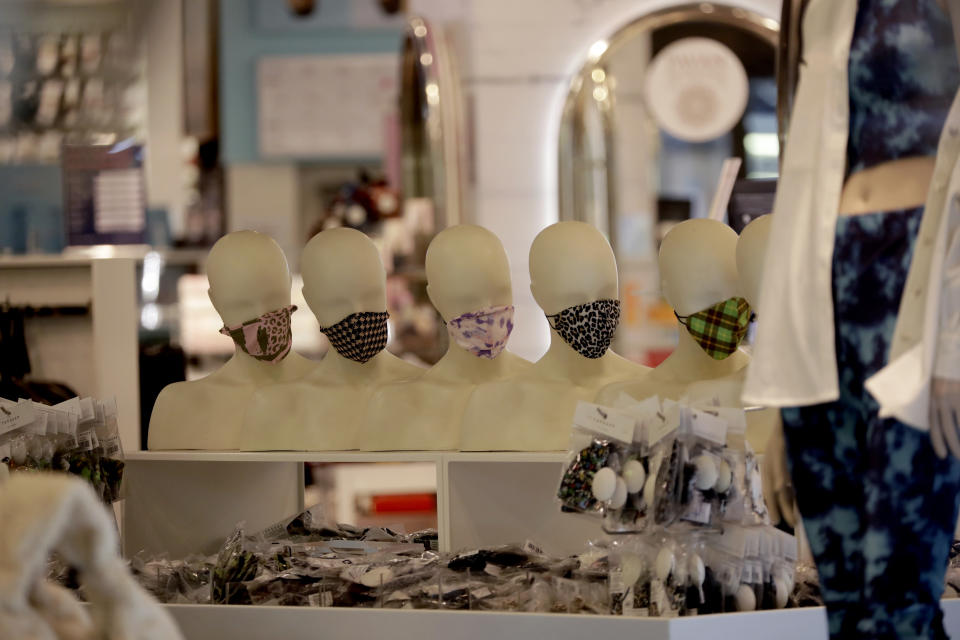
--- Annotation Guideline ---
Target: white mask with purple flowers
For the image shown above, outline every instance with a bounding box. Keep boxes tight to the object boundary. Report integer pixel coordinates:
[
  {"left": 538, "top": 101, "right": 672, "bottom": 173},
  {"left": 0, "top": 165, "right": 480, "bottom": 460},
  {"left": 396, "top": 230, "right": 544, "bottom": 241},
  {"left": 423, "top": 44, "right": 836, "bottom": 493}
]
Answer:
[{"left": 446, "top": 304, "right": 515, "bottom": 359}]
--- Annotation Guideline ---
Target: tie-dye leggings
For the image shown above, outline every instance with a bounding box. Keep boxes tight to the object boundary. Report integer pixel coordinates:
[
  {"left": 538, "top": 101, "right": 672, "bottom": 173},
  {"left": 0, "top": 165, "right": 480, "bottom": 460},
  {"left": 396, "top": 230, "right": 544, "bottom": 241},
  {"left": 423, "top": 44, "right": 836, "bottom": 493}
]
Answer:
[{"left": 782, "top": 207, "right": 960, "bottom": 639}]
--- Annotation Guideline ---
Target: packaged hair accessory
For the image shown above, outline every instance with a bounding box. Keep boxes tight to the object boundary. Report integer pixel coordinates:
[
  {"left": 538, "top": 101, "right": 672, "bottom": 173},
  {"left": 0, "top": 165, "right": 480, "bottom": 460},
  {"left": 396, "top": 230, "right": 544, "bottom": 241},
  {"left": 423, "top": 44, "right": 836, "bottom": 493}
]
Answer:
[{"left": 557, "top": 402, "right": 636, "bottom": 515}]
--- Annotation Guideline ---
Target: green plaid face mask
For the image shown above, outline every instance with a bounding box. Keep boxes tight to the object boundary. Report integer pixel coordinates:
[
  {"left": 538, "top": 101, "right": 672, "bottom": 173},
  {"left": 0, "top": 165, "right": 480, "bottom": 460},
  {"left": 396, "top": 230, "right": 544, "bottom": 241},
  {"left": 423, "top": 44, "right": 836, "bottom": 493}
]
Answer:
[{"left": 675, "top": 297, "right": 751, "bottom": 360}]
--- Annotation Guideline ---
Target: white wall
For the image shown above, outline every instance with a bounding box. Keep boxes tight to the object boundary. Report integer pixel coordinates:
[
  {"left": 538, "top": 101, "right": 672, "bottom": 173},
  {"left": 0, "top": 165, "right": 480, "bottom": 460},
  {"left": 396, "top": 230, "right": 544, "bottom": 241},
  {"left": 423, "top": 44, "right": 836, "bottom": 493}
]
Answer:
[{"left": 411, "top": 0, "right": 782, "bottom": 361}]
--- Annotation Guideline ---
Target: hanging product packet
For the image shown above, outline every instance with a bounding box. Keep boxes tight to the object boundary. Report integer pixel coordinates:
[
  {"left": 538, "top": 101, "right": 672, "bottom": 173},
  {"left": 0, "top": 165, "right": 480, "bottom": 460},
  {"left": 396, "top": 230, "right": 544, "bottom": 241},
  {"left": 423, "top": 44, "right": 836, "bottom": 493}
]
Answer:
[
  {"left": 642, "top": 399, "right": 685, "bottom": 528},
  {"left": 676, "top": 406, "right": 729, "bottom": 528},
  {"left": 557, "top": 401, "right": 637, "bottom": 516},
  {"left": 707, "top": 524, "right": 748, "bottom": 613},
  {"left": 600, "top": 395, "right": 662, "bottom": 534},
  {"left": 608, "top": 537, "right": 652, "bottom": 617}
]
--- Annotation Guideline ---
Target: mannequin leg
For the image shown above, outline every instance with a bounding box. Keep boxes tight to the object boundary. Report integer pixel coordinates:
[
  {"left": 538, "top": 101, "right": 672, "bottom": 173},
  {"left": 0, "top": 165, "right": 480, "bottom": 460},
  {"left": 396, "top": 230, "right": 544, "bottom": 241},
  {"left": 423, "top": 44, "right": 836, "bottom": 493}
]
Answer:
[
  {"left": 782, "top": 207, "right": 960, "bottom": 639},
  {"left": 782, "top": 401, "right": 868, "bottom": 638}
]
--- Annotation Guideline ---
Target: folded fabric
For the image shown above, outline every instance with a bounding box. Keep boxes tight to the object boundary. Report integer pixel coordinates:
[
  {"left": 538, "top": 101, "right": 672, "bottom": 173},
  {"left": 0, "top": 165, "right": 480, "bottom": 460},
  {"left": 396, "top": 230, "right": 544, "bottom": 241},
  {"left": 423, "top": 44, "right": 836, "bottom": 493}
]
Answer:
[{"left": 0, "top": 473, "right": 183, "bottom": 640}]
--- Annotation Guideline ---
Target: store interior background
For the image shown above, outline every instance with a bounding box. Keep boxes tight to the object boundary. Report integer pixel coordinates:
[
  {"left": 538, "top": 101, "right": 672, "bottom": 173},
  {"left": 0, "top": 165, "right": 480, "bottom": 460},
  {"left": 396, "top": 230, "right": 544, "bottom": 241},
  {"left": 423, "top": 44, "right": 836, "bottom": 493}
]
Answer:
[{"left": 0, "top": 0, "right": 781, "bottom": 531}]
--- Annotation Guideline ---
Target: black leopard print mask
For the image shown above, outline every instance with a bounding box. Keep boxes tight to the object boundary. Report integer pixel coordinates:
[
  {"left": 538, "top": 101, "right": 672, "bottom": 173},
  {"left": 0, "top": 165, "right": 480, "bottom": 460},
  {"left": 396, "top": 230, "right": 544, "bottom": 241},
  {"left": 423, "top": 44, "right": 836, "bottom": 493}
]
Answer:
[{"left": 545, "top": 299, "right": 621, "bottom": 359}]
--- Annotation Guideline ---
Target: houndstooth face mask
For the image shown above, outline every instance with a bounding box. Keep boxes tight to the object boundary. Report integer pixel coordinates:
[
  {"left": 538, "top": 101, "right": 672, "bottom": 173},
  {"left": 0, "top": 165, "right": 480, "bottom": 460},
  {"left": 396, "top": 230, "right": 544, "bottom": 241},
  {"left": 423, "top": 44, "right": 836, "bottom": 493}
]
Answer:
[
  {"left": 674, "top": 297, "right": 751, "bottom": 360},
  {"left": 546, "top": 299, "right": 621, "bottom": 359},
  {"left": 320, "top": 311, "right": 389, "bottom": 363}
]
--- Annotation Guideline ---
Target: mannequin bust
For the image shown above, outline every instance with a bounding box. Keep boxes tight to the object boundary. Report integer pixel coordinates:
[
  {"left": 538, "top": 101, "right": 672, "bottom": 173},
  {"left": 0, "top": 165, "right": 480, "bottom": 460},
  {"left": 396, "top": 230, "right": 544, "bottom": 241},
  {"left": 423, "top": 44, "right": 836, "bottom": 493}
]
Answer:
[
  {"left": 363, "top": 225, "right": 532, "bottom": 451},
  {"left": 680, "top": 215, "right": 777, "bottom": 452},
  {"left": 596, "top": 219, "right": 750, "bottom": 407},
  {"left": 240, "top": 228, "right": 422, "bottom": 451},
  {"left": 148, "top": 231, "right": 316, "bottom": 450},
  {"left": 460, "top": 221, "right": 647, "bottom": 451}
]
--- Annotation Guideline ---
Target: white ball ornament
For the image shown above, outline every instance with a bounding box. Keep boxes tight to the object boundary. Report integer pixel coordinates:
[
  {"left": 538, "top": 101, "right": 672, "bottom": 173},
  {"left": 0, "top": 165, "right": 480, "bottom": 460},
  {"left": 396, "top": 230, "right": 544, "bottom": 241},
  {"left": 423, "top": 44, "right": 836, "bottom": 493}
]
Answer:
[
  {"left": 735, "top": 584, "right": 757, "bottom": 611},
  {"left": 622, "top": 459, "right": 647, "bottom": 493},
  {"left": 609, "top": 476, "right": 628, "bottom": 509},
  {"left": 591, "top": 467, "right": 617, "bottom": 502},
  {"left": 655, "top": 548, "right": 675, "bottom": 581},
  {"left": 643, "top": 474, "right": 657, "bottom": 507},
  {"left": 693, "top": 454, "right": 719, "bottom": 491},
  {"left": 774, "top": 577, "right": 790, "bottom": 609},
  {"left": 715, "top": 459, "right": 733, "bottom": 493},
  {"left": 688, "top": 554, "right": 706, "bottom": 587}
]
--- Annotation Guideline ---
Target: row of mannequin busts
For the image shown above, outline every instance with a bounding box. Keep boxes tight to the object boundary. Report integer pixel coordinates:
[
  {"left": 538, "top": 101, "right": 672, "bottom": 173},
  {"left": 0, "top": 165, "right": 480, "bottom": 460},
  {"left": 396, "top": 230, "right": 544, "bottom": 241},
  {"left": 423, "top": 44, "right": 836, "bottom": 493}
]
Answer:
[{"left": 148, "top": 216, "right": 775, "bottom": 452}]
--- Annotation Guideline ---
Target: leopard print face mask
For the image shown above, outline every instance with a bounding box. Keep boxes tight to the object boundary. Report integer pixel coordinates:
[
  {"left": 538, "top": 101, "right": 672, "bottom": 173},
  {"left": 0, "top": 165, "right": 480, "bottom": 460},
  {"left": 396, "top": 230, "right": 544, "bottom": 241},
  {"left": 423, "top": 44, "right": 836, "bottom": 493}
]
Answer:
[
  {"left": 220, "top": 305, "right": 297, "bottom": 363},
  {"left": 545, "top": 299, "right": 621, "bottom": 359}
]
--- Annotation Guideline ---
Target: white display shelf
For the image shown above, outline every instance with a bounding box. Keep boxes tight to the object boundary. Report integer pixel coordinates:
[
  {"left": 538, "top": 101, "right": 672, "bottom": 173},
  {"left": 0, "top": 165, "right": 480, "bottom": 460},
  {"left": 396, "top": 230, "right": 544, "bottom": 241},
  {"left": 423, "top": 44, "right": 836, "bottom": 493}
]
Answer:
[
  {"left": 161, "top": 600, "right": 960, "bottom": 640},
  {"left": 122, "top": 449, "right": 590, "bottom": 558},
  {"left": 161, "top": 603, "right": 837, "bottom": 640}
]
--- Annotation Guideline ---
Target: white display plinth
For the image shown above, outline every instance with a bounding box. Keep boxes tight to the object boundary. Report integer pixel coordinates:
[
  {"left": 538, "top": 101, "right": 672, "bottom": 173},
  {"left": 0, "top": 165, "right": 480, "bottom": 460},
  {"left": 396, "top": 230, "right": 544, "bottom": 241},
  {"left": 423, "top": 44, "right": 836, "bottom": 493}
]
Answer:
[{"left": 123, "top": 451, "right": 594, "bottom": 556}]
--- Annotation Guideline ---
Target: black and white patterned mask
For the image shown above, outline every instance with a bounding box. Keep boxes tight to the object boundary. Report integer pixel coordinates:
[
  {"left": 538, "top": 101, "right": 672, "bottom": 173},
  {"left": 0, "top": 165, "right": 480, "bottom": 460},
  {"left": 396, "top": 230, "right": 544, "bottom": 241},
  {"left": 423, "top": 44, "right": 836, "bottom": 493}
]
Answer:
[
  {"left": 320, "top": 311, "right": 389, "bottom": 363},
  {"left": 546, "top": 299, "right": 621, "bottom": 359}
]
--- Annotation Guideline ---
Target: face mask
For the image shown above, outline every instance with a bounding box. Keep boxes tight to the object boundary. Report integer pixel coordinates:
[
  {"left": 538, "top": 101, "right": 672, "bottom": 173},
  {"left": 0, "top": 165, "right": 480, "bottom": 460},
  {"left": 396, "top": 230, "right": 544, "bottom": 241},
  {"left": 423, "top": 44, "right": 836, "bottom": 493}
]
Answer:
[
  {"left": 447, "top": 305, "right": 515, "bottom": 359},
  {"left": 220, "top": 305, "right": 296, "bottom": 363},
  {"left": 546, "top": 299, "right": 621, "bottom": 359},
  {"left": 320, "top": 311, "right": 389, "bottom": 363},
  {"left": 675, "top": 296, "right": 751, "bottom": 360}
]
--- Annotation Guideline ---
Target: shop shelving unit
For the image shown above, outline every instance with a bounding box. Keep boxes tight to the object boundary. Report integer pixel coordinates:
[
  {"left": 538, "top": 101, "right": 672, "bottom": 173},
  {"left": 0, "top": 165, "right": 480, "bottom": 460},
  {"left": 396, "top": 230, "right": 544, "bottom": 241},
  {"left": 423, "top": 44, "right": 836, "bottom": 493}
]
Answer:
[
  {"left": 154, "top": 599, "right": 960, "bottom": 640},
  {"left": 123, "top": 450, "right": 599, "bottom": 558}
]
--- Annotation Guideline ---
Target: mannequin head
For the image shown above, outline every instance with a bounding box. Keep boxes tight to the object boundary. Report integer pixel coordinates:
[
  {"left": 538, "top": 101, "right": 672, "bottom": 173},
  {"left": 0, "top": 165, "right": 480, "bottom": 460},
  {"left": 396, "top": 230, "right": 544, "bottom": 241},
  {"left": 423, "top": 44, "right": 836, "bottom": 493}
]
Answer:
[
  {"left": 659, "top": 219, "right": 739, "bottom": 316},
  {"left": 736, "top": 215, "right": 772, "bottom": 308},
  {"left": 301, "top": 228, "right": 386, "bottom": 327},
  {"left": 425, "top": 225, "right": 512, "bottom": 321},
  {"left": 207, "top": 231, "right": 292, "bottom": 326},
  {"left": 529, "top": 221, "right": 618, "bottom": 315}
]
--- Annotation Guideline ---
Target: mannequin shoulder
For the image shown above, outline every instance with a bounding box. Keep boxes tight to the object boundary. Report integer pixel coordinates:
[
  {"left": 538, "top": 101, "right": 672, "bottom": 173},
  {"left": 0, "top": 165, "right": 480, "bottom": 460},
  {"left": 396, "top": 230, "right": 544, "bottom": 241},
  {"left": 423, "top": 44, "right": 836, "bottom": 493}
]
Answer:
[
  {"left": 500, "top": 351, "right": 534, "bottom": 374},
  {"left": 285, "top": 353, "right": 320, "bottom": 379},
  {"left": 147, "top": 379, "right": 250, "bottom": 449},
  {"left": 384, "top": 353, "right": 427, "bottom": 380}
]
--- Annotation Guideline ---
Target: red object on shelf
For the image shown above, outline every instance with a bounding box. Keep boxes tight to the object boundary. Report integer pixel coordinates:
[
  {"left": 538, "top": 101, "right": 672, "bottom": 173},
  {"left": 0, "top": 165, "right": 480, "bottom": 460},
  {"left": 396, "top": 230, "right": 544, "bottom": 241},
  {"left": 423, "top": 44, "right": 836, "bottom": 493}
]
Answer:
[{"left": 369, "top": 493, "right": 437, "bottom": 514}]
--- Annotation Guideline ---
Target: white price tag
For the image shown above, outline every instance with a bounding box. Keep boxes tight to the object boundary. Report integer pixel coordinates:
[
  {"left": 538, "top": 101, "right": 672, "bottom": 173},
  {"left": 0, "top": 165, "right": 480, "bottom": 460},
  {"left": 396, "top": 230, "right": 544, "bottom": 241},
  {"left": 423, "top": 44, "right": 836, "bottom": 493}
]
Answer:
[
  {"left": 572, "top": 402, "right": 635, "bottom": 443},
  {"left": 686, "top": 407, "right": 728, "bottom": 446},
  {"left": 0, "top": 402, "right": 37, "bottom": 437}
]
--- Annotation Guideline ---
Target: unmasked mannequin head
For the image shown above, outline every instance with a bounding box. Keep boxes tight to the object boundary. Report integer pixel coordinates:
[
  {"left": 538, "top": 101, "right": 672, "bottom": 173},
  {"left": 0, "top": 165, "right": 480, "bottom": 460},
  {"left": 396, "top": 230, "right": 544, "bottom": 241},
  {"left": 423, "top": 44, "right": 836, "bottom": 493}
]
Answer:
[
  {"left": 529, "top": 221, "right": 618, "bottom": 315},
  {"left": 301, "top": 228, "right": 386, "bottom": 326},
  {"left": 659, "top": 219, "right": 739, "bottom": 316},
  {"left": 425, "top": 225, "right": 512, "bottom": 321},
  {"left": 736, "top": 214, "right": 772, "bottom": 308},
  {"left": 207, "top": 231, "right": 293, "bottom": 326}
]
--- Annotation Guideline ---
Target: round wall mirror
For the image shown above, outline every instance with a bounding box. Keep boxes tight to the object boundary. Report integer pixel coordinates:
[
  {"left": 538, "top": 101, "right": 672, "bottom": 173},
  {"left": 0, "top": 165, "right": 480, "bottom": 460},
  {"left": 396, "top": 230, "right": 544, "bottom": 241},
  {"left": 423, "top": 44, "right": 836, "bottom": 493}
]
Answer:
[{"left": 557, "top": 3, "right": 778, "bottom": 365}]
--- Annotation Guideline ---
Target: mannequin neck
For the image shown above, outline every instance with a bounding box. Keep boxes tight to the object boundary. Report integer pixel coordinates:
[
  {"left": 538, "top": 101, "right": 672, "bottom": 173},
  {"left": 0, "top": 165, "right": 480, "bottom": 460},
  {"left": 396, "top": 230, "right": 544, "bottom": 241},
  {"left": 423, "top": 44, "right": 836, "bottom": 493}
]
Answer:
[
  {"left": 656, "top": 325, "right": 748, "bottom": 383},
  {"left": 535, "top": 329, "right": 615, "bottom": 386},
  {"left": 316, "top": 346, "right": 389, "bottom": 383},
  {"left": 220, "top": 348, "right": 310, "bottom": 385},
  {"left": 429, "top": 340, "right": 510, "bottom": 384}
]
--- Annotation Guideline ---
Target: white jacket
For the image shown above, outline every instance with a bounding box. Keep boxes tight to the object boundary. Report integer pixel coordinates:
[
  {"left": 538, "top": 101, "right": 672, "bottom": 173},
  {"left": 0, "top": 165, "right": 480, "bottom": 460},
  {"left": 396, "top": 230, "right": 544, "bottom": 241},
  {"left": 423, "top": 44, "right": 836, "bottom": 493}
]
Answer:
[
  {"left": 744, "top": 0, "right": 960, "bottom": 432},
  {"left": 743, "top": 0, "right": 858, "bottom": 408},
  {"left": 866, "top": 95, "right": 960, "bottom": 431}
]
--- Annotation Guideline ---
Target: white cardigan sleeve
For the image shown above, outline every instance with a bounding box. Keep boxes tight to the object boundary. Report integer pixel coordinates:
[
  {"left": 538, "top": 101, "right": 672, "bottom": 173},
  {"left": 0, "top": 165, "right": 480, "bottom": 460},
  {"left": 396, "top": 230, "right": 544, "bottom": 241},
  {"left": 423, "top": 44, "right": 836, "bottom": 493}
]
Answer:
[{"left": 935, "top": 164, "right": 960, "bottom": 380}]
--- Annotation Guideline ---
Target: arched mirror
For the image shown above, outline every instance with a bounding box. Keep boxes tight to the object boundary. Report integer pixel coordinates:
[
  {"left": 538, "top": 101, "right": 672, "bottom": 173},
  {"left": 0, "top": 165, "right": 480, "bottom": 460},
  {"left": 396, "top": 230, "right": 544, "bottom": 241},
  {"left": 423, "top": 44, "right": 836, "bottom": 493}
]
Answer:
[
  {"left": 558, "top": 3, "right": 778, "bottom": 365},
  {"left": 399, "top": 16, "right": 468, "bottom": 232}
]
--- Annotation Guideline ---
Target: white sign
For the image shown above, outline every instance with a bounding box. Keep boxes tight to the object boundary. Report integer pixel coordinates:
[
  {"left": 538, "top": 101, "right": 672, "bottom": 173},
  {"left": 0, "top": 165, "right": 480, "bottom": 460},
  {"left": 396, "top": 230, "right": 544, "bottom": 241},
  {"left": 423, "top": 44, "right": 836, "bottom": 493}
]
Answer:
[
  {"left": 258, "top": 53, "right": 398, "bottom": 158},
  {"left": 644, "top": 38, "right": 749, "bottom": 143}
]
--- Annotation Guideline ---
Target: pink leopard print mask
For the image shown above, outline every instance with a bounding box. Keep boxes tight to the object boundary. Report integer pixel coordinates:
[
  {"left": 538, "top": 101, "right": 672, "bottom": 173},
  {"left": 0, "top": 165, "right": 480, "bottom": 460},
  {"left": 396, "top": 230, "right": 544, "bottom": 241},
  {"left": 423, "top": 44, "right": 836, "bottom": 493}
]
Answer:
[{"left": 219, "top": 305, "right": 297, "bottom": 363}]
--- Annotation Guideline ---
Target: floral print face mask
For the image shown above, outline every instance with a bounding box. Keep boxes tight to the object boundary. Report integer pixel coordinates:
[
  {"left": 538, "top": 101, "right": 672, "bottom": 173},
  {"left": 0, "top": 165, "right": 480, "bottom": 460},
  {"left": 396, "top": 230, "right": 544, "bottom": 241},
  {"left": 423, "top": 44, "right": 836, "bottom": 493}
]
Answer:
[
  {"left": 447, "top": 305, "right": 515, "bottom": 359},
  {"left": 220, "top": 305, "right": 297, "bottom": 363}
]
